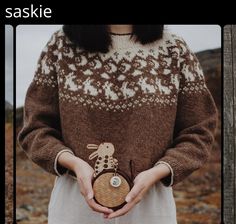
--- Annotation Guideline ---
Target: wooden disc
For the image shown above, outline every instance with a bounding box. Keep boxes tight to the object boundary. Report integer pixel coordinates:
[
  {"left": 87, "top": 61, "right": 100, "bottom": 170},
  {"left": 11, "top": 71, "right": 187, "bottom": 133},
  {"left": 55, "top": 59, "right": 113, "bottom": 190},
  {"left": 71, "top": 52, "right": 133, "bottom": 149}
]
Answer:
[{"left": 93, "top": 171, "right": 131, "bottom": 209}]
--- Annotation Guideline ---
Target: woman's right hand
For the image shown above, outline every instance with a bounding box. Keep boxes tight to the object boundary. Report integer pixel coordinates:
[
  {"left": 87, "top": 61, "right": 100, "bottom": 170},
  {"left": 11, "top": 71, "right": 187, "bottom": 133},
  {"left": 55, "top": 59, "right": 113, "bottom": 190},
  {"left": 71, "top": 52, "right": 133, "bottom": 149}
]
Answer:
[{"left": 58, "top": 151, "right": 113, "bottom": 215}]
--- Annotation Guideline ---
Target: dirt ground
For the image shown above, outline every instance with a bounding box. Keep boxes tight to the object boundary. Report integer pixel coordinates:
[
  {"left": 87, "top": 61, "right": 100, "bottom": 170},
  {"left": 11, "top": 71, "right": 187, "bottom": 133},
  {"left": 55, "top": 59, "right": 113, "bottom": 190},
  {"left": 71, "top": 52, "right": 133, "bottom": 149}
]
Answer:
[{"left": 15, "top": 146, "right": 221, "bottom": 224}]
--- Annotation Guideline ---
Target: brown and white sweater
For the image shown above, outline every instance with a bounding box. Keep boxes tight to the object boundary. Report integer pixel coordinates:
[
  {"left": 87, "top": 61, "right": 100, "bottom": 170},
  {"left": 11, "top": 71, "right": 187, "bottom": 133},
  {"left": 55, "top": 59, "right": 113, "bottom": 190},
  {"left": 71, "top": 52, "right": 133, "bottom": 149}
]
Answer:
[{"left": 18, "top": 28, "right": 218, "bottom": 187}]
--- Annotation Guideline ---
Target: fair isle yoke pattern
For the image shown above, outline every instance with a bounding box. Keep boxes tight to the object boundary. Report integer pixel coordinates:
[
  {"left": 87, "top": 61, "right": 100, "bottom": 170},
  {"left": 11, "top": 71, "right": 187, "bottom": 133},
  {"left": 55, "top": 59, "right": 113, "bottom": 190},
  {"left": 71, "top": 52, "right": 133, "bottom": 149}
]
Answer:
[{"left": 33, "top": 29, "right": 207, "bottom": 112}]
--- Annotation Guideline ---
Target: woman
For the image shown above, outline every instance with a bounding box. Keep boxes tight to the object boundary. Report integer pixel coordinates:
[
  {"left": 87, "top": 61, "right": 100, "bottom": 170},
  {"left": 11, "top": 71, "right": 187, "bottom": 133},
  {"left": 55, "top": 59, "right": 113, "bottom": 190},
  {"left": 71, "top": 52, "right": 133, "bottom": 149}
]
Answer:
[{"left": 18, "top": 25, "right": 218, "bottom": 224}]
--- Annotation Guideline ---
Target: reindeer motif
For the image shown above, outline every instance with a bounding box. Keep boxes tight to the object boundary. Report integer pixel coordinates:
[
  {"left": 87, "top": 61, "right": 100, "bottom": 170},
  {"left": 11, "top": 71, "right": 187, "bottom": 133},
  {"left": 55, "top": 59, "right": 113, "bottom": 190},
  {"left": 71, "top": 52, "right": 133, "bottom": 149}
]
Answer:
[
  {"left": 102, "top": 81, "right": 118, "bottom": 100},
  {"left": 137, "top": 77, "right": 156, "bottom": 94},
  {"left": 87, "top": 142, "right": 117, "bottom": 176},
  {"left": 64, "top": 73, "right": 82, "bottom": 91},
  {"left": 155, "top": 78, "right": 171, "bottom": 95},
  {"left": 121, "top": 82, "right": 136, "bottom": 99},
  {"left": 82, "top": 77, "right": 98, "bottom": 96}
]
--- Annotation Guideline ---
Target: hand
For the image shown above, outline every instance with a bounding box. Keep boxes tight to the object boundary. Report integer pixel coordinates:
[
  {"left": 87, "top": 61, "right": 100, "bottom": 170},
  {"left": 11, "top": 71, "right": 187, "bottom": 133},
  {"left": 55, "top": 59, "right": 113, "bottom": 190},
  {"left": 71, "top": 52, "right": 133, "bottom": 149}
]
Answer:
[
  {"left": 107, "top": 163, "right": 171, "bottom": 219},
  {"left": 58, "top": 151, "right": 113, "bottom": 215}
]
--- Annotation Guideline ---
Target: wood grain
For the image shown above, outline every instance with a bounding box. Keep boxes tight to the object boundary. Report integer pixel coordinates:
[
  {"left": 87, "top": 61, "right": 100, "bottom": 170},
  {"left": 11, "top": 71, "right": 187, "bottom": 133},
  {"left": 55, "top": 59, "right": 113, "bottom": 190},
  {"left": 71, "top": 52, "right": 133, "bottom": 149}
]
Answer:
[{"left": 224, "top": 25, "right": 236, "bottom": 224}]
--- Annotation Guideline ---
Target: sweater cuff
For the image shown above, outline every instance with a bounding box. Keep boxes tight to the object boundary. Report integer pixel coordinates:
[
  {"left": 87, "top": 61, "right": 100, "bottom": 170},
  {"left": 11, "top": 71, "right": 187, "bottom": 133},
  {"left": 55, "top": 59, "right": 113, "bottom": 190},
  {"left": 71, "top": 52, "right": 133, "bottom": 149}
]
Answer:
[
  {"left": 54, "top": 149, "right": 74, "bottom": 176},
  {"left": 154, "top": 161, "right": 174, "bottom": 187}
]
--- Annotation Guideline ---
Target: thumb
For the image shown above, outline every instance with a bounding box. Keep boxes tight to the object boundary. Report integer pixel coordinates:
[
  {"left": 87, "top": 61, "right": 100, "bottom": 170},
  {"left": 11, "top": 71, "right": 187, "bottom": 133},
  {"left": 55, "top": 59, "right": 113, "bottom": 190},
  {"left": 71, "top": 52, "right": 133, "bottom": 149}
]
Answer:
[
  {"left": 82, "top": 178, "right": 94, "bottom": 200},
  {"left": 125, "top": 183, "right": 144, "bottom": 203}
]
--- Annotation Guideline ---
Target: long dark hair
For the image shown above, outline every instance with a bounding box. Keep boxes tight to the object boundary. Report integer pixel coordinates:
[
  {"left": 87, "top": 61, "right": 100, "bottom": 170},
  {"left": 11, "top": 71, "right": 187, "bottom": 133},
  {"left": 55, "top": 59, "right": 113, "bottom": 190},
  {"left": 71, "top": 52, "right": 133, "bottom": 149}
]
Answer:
[{"left": 63, "top": 25, "right": 164, "bottom": 53}]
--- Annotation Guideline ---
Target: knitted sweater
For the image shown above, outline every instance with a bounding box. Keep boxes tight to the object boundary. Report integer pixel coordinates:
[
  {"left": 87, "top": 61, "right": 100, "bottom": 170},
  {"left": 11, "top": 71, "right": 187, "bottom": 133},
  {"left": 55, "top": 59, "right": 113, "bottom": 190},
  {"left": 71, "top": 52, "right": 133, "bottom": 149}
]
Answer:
[{"left": 18, "top": 28, "right": 218, "bottom": 186}]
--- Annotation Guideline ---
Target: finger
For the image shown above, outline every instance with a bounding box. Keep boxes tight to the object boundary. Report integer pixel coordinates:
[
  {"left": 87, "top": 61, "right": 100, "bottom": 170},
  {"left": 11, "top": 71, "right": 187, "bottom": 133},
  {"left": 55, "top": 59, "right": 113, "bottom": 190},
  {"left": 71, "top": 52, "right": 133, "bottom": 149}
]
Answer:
[
  {"left": 103, "top": 213, "right": 109, "bottom": 219},
  {"left": 125, "top": 183, "right": 145, "bottom": 202},
  {"left": 133, "top": 191, "right": 144, "bottom": 204},
  {"left": 108, "top": 188, "right": 148, "bottom": 219},
  {"left": 87, "top": 199, "right": 113, "bottom": 214},
  {"left": 77, "top": 178, "right": 86, "bottom": 197},
  {"left": 108, "top": 202, "right": 134, "bottom": 219}
]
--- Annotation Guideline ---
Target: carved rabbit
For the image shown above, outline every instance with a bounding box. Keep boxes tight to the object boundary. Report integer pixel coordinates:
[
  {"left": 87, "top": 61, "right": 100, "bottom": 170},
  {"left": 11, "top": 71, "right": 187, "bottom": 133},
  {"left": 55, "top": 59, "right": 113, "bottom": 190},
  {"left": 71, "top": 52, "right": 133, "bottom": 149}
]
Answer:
[{"left": 87, "top": 142, "right": 116, "bottom": 176}]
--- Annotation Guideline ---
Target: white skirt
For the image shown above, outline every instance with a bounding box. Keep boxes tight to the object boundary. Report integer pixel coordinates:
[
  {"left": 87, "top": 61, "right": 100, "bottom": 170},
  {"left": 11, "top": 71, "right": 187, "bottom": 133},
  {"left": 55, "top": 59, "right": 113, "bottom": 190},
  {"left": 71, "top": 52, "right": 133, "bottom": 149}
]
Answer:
[{"left": 48, "top": 174, "right": 177, "bottom": 224}]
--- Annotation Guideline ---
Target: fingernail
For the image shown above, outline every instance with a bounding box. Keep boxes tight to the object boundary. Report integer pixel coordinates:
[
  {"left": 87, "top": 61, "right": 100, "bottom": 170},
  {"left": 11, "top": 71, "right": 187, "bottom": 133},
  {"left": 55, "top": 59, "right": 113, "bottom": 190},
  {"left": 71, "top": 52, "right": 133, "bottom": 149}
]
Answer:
[{"left": 125, "top": 196, "right": 130, "bottom": 202}]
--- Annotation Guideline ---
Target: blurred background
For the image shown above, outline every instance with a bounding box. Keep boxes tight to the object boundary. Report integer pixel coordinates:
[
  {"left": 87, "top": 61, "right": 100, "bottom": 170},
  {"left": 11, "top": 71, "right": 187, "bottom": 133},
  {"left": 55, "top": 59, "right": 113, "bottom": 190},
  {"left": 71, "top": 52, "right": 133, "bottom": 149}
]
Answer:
[
  {"left": 12, "top": 25, "right": 221, "bottom": 224},
  {"left": 5, "top": 25, "right": 13, "bottom": 224}
]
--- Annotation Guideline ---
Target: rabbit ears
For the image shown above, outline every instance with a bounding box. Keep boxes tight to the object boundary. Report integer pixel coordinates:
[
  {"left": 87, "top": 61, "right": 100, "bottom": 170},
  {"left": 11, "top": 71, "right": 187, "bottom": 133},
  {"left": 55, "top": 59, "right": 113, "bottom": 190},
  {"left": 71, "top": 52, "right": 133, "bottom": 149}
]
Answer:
[
  {"left": 87, "top": 144, "right": 98, "bottom": 150},
  {"left": 87, "top": 144, "right": 99, "bottom": 160}
]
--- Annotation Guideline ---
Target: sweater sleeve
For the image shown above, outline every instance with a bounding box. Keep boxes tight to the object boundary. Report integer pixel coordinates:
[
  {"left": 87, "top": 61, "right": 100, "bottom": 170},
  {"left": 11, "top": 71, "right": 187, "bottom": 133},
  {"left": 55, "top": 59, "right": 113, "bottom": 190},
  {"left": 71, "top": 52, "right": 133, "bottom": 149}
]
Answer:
[
  {"left": 155, "top": 37, "right": 218, "bottom": 187},
  {"left": 18, "top": 31, "right": 74, "bottom": 176}
]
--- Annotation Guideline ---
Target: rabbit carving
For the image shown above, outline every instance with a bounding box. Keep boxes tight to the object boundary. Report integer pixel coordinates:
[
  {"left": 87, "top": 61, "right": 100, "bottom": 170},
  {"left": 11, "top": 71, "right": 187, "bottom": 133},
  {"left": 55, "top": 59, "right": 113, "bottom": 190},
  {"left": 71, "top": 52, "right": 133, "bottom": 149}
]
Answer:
[{"left": 87, "top": 142, "right": 117, "bottom": 176}]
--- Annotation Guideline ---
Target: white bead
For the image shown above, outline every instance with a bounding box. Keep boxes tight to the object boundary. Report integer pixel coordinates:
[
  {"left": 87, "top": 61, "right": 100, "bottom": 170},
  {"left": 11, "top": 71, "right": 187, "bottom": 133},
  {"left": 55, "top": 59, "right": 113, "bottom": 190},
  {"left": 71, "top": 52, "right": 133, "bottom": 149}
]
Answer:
[{"left": 110, "top": 176, "right": 122, "bottom": 187}]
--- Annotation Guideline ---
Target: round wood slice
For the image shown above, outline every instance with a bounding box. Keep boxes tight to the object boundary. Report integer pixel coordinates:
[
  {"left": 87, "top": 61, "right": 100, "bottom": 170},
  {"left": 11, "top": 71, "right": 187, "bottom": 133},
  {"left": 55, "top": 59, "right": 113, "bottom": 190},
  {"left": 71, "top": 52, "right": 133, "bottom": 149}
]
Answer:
[{"left": 92, "top": 170, "right": 132, "bottom": 210}]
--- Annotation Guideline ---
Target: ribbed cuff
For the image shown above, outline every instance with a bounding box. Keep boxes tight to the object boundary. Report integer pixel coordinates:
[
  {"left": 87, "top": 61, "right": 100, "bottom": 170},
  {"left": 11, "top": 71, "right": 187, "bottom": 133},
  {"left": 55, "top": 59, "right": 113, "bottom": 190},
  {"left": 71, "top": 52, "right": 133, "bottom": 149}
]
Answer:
[
  {"left": 54, "top": 149, "right": 74, "bottom": 176},
  {"left": 154, "top": 161, "right": 174, "bottom": 187}
]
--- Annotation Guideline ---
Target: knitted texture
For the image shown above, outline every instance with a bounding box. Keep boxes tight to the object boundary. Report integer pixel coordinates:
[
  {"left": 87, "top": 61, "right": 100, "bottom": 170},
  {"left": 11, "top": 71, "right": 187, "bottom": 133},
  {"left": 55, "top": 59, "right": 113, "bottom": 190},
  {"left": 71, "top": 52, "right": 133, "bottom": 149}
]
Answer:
[{"left": 18, "top": 28, "right": 218, "bottom": 186}]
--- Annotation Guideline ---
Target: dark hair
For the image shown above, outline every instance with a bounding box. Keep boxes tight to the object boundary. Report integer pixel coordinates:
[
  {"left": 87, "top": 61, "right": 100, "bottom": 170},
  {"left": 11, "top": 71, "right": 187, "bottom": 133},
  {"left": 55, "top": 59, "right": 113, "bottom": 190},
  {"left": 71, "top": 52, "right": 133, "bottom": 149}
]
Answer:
[{"left": 63, "top": 25, "right": 164, "bottom": 53}]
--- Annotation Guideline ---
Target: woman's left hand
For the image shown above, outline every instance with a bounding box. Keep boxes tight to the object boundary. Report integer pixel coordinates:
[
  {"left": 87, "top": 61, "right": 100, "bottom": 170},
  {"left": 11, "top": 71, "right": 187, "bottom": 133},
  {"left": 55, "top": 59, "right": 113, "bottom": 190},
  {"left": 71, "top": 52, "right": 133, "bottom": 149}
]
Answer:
[{"left": 106, "top": 163, "right": 171, "bottom": 219}]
